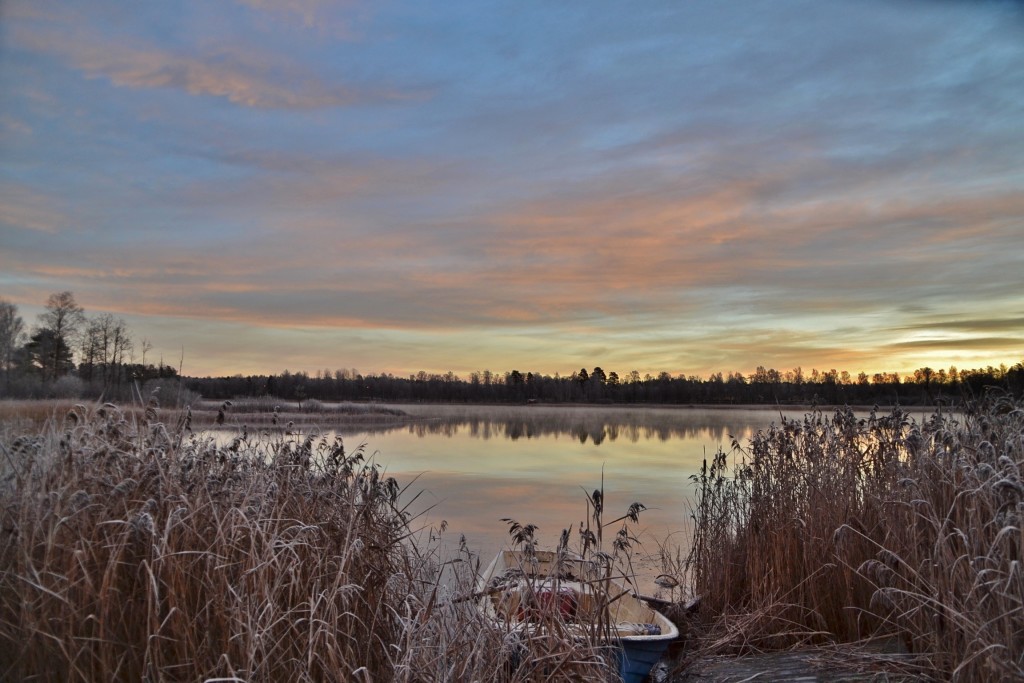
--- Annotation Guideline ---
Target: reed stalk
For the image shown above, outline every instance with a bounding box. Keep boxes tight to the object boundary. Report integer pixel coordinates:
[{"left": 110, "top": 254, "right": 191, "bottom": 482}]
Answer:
[
  {"left": 0, "top": 402, "right": 616, "bottom": 681},
  {"left": 683, "top": 395, "right": 1024, "bottom": 680}
]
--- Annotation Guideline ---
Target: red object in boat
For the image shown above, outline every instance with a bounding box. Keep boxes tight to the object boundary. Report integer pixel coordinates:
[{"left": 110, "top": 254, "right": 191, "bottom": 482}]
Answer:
[{"left": 518, "top": 586, "right": 578, "bottom": 620}]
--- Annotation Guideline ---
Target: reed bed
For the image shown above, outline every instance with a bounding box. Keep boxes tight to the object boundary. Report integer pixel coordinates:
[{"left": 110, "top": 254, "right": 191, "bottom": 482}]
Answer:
[
  {"left": 0, "top": 401, "right": 620, "bottom": 682},
  {"left": 0, "top": 399, "right": 87, "bottom": 432},
  {"left": 189, "top": 398, "right": 410, "bottom": 429},
  {"left": 683, "top": 394, "right": 1024, "bottom": 681},
  {"left": 0, "top": 399, "right": 181, "bottom": 433}
]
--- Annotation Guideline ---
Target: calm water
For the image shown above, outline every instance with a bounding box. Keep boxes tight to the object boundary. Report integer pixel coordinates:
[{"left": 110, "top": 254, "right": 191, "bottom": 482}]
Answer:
[
  {"left": 315, "top": 405, "right": 813, "bottom": 568},
  {"left": 211, "top": 403, "right": 934, "bottom": 589},
  {"left": 203, "top": 403, "right": 933, "bottom": 589}
]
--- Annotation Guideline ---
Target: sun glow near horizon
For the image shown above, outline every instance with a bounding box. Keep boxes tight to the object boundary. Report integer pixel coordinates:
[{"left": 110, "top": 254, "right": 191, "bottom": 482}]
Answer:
[{"left": 1, "top": 0, "right": 1022, "bottom": 379}]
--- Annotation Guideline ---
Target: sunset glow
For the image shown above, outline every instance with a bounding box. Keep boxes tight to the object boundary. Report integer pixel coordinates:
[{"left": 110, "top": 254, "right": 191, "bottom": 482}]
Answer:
[{"left": 2, "top": 1, "right": 1022, "bottom": 378}]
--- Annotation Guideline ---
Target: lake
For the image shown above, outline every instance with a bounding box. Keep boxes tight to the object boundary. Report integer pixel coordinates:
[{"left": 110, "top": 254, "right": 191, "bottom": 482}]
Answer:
[
  {"left": 295, "top": 405, "right": 817, "bottom": 581},
  {"left": 210, "top": 403, "right": 934, "bottom": 591}
]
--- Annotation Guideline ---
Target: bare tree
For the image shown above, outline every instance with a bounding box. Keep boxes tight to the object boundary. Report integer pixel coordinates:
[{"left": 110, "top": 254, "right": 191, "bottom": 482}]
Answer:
[
  {"left": 81, "top": 312, "right": 133, "bottom": 388},
  {"left": 38, "top": 291, "right": 85, "bottom": 380},
  {"left": 79, "top": 318, "right": 103, "bottom": 382},
  {"left": 109, "top": 317, "right": 132, "bottom": 387},
  {"left": 0, "top": 299, "right": 25, "bottom": 391}
]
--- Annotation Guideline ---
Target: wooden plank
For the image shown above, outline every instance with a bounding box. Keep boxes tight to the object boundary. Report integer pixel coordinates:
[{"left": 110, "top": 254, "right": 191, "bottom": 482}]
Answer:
[{"left": 669, "top": 648, "right": 923, "bottom": 682}]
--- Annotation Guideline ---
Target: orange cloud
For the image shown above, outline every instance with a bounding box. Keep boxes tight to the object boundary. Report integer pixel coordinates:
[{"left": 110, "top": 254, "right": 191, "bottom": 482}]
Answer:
[
  {"left": 12, "top": 25, "right": 415, "bottom": 110},
  {"left": 0, "top": 186, "right": 65, "bottom": 234}
]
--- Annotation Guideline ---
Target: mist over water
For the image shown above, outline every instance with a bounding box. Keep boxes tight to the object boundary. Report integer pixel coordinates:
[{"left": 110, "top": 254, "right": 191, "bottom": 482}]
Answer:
[
  {"left": 210, "top": 404, "right": 935, "bottom": 588},
  {"left": 322, "top": 406, "right": 811, "bottom": 568}
]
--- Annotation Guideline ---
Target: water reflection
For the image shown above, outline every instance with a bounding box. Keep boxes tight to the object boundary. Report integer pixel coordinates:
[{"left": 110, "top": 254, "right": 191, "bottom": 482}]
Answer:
[
  {"left": 399, "top": 417, "right": 733, "bottom": 444},
  {"left": 210, "top": 405, "right": 817, "bottom": 589},
  {"left": 316, "top": 406, "right": 808, "bottom": 578},
  {"left": 336, "top": 404, "right": 784, "bottom": 446},
  {"left": 209, "top": 405, "right": 932, "bottom": 591}
]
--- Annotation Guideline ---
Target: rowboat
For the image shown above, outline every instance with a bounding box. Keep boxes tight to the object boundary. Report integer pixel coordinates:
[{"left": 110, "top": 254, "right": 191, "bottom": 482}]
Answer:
[{"left": 477, "top": 549, "right": 679, "bottom": 682}]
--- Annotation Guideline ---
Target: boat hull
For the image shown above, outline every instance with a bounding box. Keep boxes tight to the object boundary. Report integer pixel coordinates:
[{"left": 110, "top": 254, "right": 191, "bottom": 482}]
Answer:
[
  {"left": 619, "top": 637, "right": 671, "bottom": 683},
  {"left": 477, "top": 550, "right": 678, "bottom": 682}
]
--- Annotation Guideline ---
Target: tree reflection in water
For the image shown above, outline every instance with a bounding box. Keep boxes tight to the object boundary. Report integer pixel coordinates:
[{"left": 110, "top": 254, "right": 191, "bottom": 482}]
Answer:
[{"left": 334, "top": 405, "right": 790, "bottom": 445}]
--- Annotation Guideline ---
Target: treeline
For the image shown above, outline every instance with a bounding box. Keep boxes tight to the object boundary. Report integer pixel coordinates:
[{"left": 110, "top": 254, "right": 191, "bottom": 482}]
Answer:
[
  {"left": 4, "top": 291, "right": 1022, "bottom": 406},
  {"left": 186, "top": 362, "right": 1024, "bottom": 407},
  {"left": 0, "top": 292, "right": 180, "bottom": 400}
]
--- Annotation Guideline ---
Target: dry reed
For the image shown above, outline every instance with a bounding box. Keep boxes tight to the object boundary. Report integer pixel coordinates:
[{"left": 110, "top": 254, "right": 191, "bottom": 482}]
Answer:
[
  {"left": 683, "top": 395, "right": 1024, "bottom": 681},
  {"left": 0, "top": 401, "right": 619, "bottom": 682},
  {"left": 0, "top": 399, "right": 84, "bottom": 431}
]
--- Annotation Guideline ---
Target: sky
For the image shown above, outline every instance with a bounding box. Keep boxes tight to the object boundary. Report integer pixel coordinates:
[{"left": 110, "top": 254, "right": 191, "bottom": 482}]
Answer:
[{"left": 1, "top": 0, "right": 1023, "bottom": 379}]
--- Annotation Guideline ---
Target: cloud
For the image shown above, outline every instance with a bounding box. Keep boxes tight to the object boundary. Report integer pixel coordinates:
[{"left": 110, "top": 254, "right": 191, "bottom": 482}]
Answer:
[
  {"left": 459, "top": 157, "right": 1024, "bottom": 319},
  {"left": 11, "top": 24, "right": 419, "bottom": 110},
  {"left": 888, "top": 337, "right": 1023, "bottom": 352},
  {"left": 0, "top": 185, "right": 66, "bottom": 234},
  {"left": 3, "top": 0, "right": 1023, "bottom": 377},
  {"left": 7, "top": 139, "right": 1022, "bottom": 342},
  {"left": 894, "top": 317, "right": 1024, "bottom": 335}
]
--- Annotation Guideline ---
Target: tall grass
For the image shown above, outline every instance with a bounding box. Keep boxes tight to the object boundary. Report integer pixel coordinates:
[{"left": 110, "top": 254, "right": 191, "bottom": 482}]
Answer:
[
  {"left": 0, "top": 402, "right": 620, "bottom": 682},
  {"left": 684, "top": 395, "right": 1024, "bottom": 680},
  {"left": 0, "top": 399, "right": 89, "bottom": 431}
]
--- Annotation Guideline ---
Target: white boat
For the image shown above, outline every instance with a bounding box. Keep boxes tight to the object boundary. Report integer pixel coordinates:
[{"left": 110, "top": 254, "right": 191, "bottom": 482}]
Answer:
[{"left": 477, "top": 549, "right": 679, "bottom": 682}]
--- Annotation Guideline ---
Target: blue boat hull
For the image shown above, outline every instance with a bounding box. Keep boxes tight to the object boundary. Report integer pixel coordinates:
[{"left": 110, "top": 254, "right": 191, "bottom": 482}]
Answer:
[
  {"left": 618, "top": 636, "right": 671, "bottom": 683},
  {"left": 477, "top": 550, "right": 679, "bottom": 682}
]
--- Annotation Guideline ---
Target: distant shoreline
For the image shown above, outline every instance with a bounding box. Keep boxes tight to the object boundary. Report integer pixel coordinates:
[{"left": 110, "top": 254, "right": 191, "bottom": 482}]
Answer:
[{"left": 0, "top": 397, "right": 949, "bottom": 433}]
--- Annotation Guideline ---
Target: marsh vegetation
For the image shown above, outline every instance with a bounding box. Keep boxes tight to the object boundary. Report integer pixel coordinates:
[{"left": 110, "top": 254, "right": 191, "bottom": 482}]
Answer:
[
  {"left": 1, "top": 396, "right": 1021, "bottom": 681},
  {"left": 682, "top": 395, "right": 1024, "bottom": 680},
  {"left": 0, "top": 401, "right": 633, "bottom": 681}
]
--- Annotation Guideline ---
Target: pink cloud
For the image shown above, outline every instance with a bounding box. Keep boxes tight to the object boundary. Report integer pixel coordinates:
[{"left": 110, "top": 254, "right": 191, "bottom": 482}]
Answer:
[
  {"left": 12, "top": 25, "right": 416, "bottom": 110},
  {"left": 0, "top": 185, "right": 66, "bottom": 234}
]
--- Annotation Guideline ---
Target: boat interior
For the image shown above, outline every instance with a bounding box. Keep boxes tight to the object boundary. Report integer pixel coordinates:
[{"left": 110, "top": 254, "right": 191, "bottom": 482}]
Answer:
[{"left": 482, "top": 550, "right": 666, "bottom": 637}]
